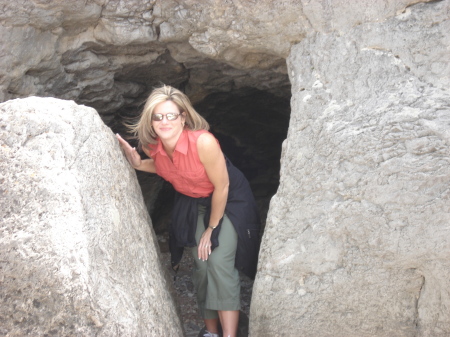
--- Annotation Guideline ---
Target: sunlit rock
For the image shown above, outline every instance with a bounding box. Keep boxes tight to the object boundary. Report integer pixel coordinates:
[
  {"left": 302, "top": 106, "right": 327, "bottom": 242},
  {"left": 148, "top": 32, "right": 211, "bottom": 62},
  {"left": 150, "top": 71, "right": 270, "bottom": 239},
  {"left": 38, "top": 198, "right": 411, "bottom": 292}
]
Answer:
[
  {"left": 0, "top": 97, "right": 183, "bottom": 336},
  {"left": 251, "top": 2, "right": 450, "bottom": 336}
]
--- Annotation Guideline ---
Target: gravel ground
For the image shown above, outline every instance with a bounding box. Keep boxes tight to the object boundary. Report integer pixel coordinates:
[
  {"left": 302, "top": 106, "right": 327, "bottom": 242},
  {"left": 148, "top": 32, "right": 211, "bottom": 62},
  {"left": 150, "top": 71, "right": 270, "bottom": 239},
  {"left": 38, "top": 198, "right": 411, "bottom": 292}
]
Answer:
[{"left": 157, "top": 234, "right": 253, "bottom": 337}]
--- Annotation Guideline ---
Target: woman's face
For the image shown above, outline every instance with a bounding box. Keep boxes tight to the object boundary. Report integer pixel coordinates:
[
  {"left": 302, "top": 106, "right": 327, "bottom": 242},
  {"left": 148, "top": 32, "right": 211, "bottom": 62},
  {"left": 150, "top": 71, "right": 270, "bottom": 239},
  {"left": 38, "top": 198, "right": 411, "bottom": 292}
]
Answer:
[{"left": 152, "top": 100, "right": 185, "bottom": 143}]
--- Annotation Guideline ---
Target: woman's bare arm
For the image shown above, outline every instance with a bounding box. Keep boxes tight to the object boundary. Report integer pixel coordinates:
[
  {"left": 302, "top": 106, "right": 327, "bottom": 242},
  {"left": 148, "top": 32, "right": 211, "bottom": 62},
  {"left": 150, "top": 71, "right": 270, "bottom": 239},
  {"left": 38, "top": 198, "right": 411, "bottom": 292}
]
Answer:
[{"left": 196, "top": 132, "right": 229, "bottom": 261}]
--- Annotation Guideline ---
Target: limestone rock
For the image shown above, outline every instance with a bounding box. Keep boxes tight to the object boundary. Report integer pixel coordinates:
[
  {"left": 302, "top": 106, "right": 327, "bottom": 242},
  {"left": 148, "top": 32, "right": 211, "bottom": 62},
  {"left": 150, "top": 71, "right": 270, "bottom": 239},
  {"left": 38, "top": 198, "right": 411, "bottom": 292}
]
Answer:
[
  {"left": 0, "top": 0, "right": 448, "bottom": 335},
  {"left": 0, "top": 97, "right": 183, "bottom": 336},
  {"left": 251, "top": 1, "right": 450, "bottom": 336},
  {"left": 0, "top": 0, "right": 421, "bottom": 119}
]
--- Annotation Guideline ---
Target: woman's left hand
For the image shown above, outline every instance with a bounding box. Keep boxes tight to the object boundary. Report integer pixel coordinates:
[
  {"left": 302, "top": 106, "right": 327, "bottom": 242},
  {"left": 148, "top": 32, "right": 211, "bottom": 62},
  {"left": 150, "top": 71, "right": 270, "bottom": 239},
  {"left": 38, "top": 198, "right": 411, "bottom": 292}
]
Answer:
[{"left": 198, "top": 228, "right": 213, "bottom": 261}]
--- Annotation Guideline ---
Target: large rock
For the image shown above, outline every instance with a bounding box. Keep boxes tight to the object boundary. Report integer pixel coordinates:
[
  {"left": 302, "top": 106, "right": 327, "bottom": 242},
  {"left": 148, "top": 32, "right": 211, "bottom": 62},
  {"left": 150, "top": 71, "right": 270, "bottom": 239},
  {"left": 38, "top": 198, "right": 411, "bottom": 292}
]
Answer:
[
  {"left": 250, "top": 1, "right": 450, "bottom": 336},
  {"left": 0, "top": 97, "right": 183, "bottom": 336}
]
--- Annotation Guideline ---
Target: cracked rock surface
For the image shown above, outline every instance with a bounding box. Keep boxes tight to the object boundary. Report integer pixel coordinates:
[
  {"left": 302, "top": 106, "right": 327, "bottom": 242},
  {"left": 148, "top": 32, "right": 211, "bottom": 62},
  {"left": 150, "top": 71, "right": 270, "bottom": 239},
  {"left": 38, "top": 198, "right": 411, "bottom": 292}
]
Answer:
[
  {"left": 251, "top": 1, "right": 450, "bottom": 336},
  {"left": 0, "top": 97, "right": 183, "bottom": 336},
  {"left": 0, "top": 0, "right": 423, "bottom": 122},
  {"left": 1, "top": 0, "right": 450, "bottom": 336}
]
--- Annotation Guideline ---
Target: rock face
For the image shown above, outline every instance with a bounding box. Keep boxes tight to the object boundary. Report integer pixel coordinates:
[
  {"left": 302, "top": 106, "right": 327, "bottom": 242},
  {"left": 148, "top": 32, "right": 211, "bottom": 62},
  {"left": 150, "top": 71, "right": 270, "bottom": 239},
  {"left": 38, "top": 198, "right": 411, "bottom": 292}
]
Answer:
[
  {"left": 251, "top": 1, "right": 450, "bottom": 336},
  {"left": 0, "top": 97, "right": 183, "bottom": 336},
  {"left": 1, "top": 0, "right": 450, "bottom": 336},
  {"left": 0, "top": 0, "right": 294, "bottom": 122},
  {"left": 0, "top": 0, "right": 420, "bottom": 121}
]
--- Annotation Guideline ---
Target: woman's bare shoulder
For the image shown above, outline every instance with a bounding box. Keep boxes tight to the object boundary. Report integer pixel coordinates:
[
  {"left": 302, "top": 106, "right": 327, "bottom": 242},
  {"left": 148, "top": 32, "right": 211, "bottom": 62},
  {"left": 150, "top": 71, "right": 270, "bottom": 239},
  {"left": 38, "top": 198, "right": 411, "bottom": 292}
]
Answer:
[{"left": 197, "top": 132, "right": 221, "bottom": 162}]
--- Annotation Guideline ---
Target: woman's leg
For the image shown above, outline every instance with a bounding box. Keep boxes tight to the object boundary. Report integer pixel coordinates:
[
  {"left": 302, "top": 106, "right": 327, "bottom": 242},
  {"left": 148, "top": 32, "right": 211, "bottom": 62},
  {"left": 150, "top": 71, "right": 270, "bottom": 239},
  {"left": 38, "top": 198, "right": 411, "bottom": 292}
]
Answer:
[
  {"left": 206, "top": 214, "right": 240, "bottom": 336},
  {"left": 192, "top": 207, "right": 240, "bottom": 336},
  {"left": 191, "top": 205, "right": 220, "bottom": 333},
  {"left": 204, "top": 318, "right": 220, "bottom": 335},
  {"left": 218, "top": 310, "right": 239, "bottom": 337}
]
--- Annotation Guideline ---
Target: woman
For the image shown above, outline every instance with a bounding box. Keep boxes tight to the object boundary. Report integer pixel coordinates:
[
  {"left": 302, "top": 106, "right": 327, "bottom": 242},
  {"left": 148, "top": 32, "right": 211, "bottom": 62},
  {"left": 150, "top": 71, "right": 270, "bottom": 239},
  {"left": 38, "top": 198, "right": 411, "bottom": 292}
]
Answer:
[{"left": 116, "top": 85, "right": 260, "bottom": 337}]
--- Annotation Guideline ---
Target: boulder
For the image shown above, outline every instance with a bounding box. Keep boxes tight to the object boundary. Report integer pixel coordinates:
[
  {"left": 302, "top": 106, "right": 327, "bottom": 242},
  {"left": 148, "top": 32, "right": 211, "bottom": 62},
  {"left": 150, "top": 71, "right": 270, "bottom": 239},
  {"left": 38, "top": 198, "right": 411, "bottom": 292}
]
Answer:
[
  {"left": 250, "top": 1, "right": 450, "bottom": 336},
  {"left": 0, "top": 97, "right": 183, "bottom": 336}
]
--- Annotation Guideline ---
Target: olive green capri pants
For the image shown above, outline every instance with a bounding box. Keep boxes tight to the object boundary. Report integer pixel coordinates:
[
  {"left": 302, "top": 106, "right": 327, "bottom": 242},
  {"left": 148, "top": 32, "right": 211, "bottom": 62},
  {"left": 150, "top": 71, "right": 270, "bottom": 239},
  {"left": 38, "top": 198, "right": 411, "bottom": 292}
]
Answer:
[{"left": 190, "top": 204, "right": 241, "bottom": 319}]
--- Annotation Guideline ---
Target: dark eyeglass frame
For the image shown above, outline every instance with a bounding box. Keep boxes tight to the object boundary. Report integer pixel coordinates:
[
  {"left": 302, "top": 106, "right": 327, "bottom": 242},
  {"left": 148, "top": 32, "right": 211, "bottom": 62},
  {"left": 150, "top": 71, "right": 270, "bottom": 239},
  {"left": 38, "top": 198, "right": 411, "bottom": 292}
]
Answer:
[{"left": 151, "top": 113, "right": 182, "bottom": 121}]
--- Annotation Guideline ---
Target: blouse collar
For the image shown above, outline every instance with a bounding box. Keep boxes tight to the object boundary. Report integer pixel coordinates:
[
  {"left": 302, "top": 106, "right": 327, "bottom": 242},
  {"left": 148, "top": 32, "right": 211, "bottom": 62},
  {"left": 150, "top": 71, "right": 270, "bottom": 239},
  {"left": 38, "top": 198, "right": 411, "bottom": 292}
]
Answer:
[{"left": 149, "top": 129, "right": 189, "bottom": 157}]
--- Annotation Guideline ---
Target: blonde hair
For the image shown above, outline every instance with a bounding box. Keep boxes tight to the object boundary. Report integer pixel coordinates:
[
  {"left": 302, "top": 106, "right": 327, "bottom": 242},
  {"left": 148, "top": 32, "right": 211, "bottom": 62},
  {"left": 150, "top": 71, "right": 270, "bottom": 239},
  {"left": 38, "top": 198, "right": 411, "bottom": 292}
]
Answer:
[{"left": 130, "top": 85, "right": 209, "bottom": 147}]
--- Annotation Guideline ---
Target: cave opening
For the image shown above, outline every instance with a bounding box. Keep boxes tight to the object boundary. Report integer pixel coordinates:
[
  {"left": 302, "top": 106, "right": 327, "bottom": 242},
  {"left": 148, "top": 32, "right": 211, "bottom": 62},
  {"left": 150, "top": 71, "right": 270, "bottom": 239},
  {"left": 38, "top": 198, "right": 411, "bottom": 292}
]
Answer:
[
  {"left": 109, "top": 74, "right": 291, "bottom": 236},
  {"left": 118, "top": 86, "right": 290, "bottom": 236},
  {"left": 6, "top": 36, "right": 292, "bottom": 229}
]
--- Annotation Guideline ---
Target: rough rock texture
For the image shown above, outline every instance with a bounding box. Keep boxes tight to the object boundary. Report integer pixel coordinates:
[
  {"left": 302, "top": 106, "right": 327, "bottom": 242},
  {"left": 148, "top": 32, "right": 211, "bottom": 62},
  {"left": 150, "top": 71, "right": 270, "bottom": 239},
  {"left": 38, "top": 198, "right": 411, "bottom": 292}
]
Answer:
[
  {"left": 0, "top": 0, "right": 294, "bottom": 121},
  {"left": 251, "top": 1, "right": 450, "bottom": 337},
  {"left": 0, "top": 0, "right": 422, "bottom": 122},
  {"left": 1, "top": 0, "right": 449, "bottom": 336},
  {"left": 0, "top": 0, "right": 429, "bottom": 243},
  {"left": 0, "top": 97, "right": 183, "bottom": 336}
]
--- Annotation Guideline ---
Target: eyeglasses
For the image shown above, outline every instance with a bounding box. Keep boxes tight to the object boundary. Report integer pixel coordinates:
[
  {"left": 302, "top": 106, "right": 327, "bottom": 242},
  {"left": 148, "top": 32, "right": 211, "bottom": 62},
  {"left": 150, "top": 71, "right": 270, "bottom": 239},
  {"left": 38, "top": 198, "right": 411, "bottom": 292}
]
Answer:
[{"left": 151, "top": 113, "right": 181, "bottom": 121}]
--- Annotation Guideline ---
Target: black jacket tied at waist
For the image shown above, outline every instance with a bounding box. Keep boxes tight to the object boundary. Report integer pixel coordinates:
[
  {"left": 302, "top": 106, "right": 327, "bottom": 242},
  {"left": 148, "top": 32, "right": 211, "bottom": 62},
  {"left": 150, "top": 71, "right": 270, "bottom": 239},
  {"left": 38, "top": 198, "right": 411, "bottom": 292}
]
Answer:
[{"left": 169, "top": 157, "right": 261, "bottom": 280}]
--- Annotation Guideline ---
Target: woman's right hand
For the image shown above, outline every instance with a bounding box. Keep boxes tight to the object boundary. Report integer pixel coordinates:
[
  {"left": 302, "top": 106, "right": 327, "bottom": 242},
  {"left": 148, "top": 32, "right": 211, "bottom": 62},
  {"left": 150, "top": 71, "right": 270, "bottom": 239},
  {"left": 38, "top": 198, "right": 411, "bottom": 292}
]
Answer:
[{"left": 116, "top": 133, "right": 142, "bottom": 168}]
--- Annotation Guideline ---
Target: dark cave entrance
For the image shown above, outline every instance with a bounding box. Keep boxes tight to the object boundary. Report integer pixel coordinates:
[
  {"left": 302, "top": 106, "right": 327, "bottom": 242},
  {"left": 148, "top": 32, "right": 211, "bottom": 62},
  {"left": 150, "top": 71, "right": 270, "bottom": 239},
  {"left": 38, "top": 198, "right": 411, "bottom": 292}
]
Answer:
[
  {"left": 124, "top": 86, "right": 291, "bottom": 236},
  {"left": 75, "top": 46, "right": 292, "bottom": 236}
]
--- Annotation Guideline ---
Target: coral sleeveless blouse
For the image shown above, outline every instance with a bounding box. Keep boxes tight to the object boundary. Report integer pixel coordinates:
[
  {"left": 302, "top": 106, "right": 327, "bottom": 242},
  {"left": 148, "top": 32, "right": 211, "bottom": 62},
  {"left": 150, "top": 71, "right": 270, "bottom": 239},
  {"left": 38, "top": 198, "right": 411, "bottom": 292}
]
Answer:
[{"left": 148, "top": 129, "right": 215, "bottom": 198}]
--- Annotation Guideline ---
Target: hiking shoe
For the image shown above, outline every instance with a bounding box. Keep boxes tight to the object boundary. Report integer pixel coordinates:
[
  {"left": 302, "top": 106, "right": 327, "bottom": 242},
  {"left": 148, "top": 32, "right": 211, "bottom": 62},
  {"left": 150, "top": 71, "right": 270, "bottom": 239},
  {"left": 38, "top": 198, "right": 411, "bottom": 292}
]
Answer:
[{"left": 201, "top": 329, "right": 220, "bottom": 337}]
